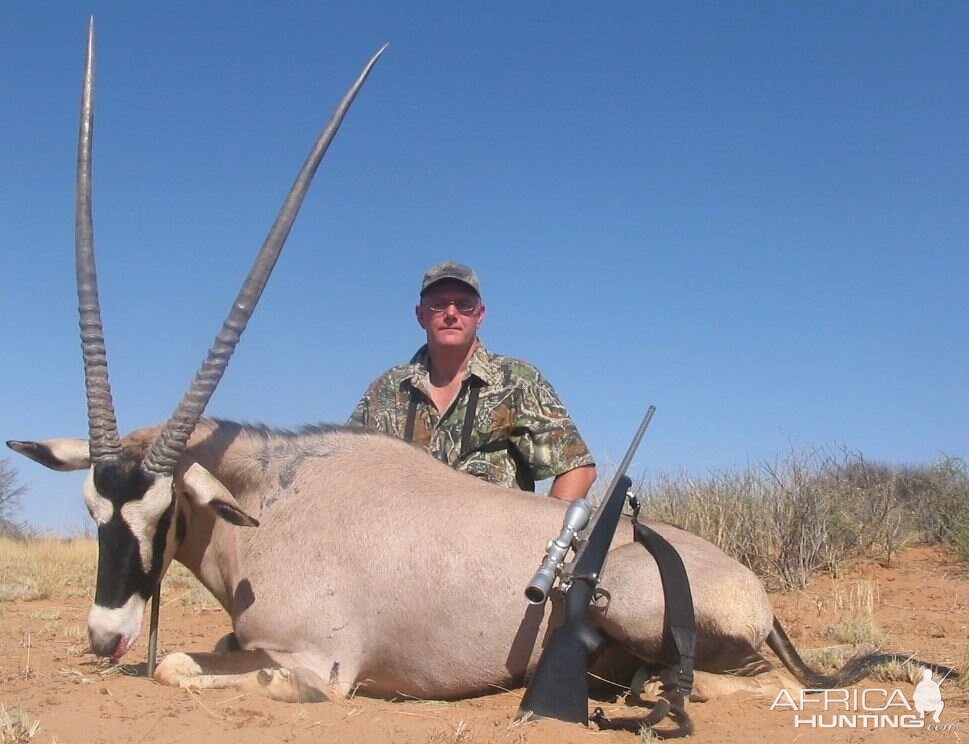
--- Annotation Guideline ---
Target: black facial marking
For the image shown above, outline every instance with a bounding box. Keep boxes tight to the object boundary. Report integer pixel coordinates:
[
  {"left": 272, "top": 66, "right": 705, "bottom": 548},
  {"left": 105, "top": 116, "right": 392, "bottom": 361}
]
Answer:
[
  {"left": 93, "top": 456, "right": 154, "bottom": 503},
  {"left": 6, "top": 440, "right": 75, "bottom": 471},
  {"left": 211, "top": 499, "right": 259, "bottom": 528},
  {"left": 92, "top": 455, "right": 173, "bottom": 609}
]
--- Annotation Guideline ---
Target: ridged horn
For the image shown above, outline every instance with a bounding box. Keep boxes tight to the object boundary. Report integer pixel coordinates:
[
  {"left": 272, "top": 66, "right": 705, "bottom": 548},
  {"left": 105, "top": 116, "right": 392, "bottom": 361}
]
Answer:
[
  {"left": 142, "top": 44, "right": 388, "bottom": 475},
  {"left": 76, "top": 18, "right": 123, "bottom": 463}
]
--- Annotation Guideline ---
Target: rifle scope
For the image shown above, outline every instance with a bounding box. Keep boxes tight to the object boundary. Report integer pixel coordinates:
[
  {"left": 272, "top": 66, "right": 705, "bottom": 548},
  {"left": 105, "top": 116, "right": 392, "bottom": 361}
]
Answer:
[{"left": 524, "top": 498, "right": 593, "bottom": 605}]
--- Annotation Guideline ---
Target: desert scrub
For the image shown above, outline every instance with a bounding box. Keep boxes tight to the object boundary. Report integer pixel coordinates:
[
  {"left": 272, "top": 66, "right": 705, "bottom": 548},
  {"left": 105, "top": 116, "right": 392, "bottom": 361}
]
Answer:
[
  {"left": 0, "top": 537, "right": 96, "bottom": 602},
  {"left": 633, "top": 448, "right": 968, "bottom": 589}
]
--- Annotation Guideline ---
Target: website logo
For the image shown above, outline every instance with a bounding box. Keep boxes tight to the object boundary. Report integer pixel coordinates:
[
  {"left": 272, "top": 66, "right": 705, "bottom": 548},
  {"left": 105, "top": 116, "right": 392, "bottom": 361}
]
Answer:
[
  {"left": 914, "top": 669, "right": 944, "bottom": 724},
  {"left": 771, "top": 672, "right": 956, "bottom": 732}
]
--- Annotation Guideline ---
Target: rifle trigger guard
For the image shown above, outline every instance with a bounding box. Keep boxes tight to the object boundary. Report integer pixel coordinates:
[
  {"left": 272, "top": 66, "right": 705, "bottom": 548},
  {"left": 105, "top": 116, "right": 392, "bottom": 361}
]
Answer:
[{"left": 592, "top": 587, "right": 611, "bottom": 609}]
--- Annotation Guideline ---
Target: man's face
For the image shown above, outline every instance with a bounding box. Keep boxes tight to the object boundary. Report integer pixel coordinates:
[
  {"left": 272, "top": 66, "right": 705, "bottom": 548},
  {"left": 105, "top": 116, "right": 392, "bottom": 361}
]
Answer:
[{"left": 416, "top": 280, "right": 485, "bottom": 351}]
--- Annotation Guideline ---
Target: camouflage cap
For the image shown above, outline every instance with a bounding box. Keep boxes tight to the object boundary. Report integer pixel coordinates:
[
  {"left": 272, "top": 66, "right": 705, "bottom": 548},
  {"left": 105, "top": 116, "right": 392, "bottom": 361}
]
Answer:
[{"left": 420, "top": 261, "right": 481, "bottom": 296}]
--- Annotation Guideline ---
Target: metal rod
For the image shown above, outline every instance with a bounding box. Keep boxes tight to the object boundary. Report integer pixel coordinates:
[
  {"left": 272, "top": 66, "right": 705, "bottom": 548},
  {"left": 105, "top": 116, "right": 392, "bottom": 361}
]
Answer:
[
  {"left": 583, "top": 405, "right": 655, "bottom": 536},
  {"left": 146, "top": 584, "right": 161, "bottom": 677}
]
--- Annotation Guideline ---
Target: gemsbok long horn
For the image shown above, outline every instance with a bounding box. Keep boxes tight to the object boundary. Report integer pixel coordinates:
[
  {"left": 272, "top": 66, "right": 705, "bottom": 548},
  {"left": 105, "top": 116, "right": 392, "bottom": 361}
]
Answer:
[
  {"left": 76, "top": 19, "right": 123, "bottom": 463},
  {"left": 74, "top": 20, "right": 385, "bottom": 676},
  {"left": 134, "top": 45, "right": 387, "bottom": 475}
]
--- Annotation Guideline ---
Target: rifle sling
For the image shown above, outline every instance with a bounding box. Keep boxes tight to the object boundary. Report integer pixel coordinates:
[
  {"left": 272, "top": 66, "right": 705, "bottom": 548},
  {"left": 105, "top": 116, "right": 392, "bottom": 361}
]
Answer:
[
  {"left": 404, "top": 381, "right": 537, "bottom": 491},
  {"left": 593, "top": 515, "right": 696, "bottom": 737},
  {"left": 631, "top": 516, "right": 696, "bottom": 698},
  {"left": 459, "top": 383, "right": 481, "bottom": 457},
  {"left": 403, "top": 393, "right": 418, "bottom": 443},
  {"left": 404, "top": 381, "right": 479, "bottom": 454}
]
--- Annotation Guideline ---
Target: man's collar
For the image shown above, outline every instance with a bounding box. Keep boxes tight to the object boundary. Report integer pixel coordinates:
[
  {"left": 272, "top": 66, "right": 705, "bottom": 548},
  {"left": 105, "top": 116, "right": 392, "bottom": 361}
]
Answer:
[
  {"left": 465, "top": 340, "right": 500, "bottom": 386},
  {"left": 408, "top": 339, "right": 499, "bottom": 387}
]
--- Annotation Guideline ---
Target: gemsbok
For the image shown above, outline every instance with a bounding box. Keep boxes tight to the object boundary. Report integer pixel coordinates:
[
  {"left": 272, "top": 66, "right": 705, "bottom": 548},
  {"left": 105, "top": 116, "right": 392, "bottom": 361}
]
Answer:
[{"left": 9, "top": 22, "right": 955, "bottom": 737}]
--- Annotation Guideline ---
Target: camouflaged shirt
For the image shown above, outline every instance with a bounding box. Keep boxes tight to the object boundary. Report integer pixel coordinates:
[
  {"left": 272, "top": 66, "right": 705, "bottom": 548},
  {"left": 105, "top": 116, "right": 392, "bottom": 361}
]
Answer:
[{"left": 347, "top": 341, "right": 595, "bottom": 490}]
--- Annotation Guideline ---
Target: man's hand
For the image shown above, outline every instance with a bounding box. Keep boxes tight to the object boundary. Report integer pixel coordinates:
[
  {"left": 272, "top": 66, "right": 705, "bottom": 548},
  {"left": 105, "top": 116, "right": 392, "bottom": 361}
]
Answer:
[{"left": 548, "top": 465, "right": 597, "bottom": 502}]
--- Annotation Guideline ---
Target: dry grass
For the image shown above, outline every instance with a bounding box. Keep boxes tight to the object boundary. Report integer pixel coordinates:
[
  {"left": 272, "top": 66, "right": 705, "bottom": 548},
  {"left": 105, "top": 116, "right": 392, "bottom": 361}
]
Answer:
[
  {"left": 163, "top": 563, "right": 222, "bottom": 612},
  {"left": 633, "top": 450, "right": 969, "bottom": 590},
  {"left": 424, "top": 719, "right": 472, "bottom": 744},
  {"left": 825, "top": 580, "right": 886, "bottom": 646},
  {"left": 867, "top": 658, "right": 925, "bottom": 684},
  {"left": 950, "top": 648, "right": 969, "bottom": 691},
  {"left": 0, "top": 705, "right": 40, "bottom": 743},
  {"left": 790, "top": 580, "right": 891, "bottom": 673},
  {"left": 803, "top": 645, "right": 851, "bottom": 672},
  {"left": 0, "top": 535, "right": 220, "bottom": 614},
  {"left": 0, "top": 537, "right": 95, "bottom": 602},
  {"left": 60, "top": 624, "right": 85, "bottom": 642}
]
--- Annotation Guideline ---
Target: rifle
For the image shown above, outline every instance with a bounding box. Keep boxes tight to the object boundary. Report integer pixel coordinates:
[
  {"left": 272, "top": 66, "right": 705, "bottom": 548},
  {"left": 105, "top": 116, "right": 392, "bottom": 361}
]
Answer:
[{"left": 517, "top": 405, "right": 655, "bottom": 724}]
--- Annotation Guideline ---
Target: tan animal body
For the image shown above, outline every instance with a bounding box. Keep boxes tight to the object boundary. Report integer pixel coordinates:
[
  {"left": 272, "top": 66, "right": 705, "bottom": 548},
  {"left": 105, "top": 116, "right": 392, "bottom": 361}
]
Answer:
[
  {"left": 11, "top": 22, "right": 948, "bottom": 735},
  {"left": 17, "top": 419, "right": 777, "bottom": 703}
]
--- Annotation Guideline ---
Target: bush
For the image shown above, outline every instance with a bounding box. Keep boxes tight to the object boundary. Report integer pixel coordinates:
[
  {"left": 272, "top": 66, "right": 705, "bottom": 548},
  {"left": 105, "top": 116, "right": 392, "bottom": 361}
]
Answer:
[
  {"left": 0, "top": 518, "right": 28, "bottom": 541},
  {"left": 0, "top": 460, "right": 26, "bottom": 540},
  {"left": 635, "top": 448, "right": 967, "bottom": 590},
  {"left": 895, "top": 456, "right": 969, "bottom": 546}
]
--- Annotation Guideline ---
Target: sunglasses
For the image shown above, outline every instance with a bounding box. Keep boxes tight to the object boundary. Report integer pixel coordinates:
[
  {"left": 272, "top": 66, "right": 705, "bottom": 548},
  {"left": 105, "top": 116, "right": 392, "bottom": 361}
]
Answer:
[{"left": 422, "top": 298, "right": 480, "bottom": 315}]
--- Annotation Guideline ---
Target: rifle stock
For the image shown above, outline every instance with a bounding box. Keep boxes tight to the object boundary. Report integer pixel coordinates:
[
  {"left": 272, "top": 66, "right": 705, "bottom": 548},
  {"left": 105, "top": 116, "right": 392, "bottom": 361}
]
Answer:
[
  {"left": 516, "top": 405, "right": 655, "bottom": 724},
  {"left": 516, "top": 474, "right": 633, "bottom": 722}
]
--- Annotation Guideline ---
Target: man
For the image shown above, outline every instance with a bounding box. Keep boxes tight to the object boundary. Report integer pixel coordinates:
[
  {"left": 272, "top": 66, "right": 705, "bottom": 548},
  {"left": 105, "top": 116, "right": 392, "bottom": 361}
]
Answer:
[{"left": 348, "top": 261, "right": 597, "bottom": 501}]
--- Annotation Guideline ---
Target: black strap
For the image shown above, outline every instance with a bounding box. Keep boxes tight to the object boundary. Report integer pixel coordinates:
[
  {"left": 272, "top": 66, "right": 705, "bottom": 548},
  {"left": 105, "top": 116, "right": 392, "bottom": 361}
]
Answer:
[
  {"left": 631, "top": 515, "right": 696, "bottom": 699},
  {"left": 590, "top": 509, "right": 697, "bottom": 738},
  {"left": 404, "top": 379, "right": 481, "bottom": 455},
  {"left": 507, "top": 440, "right": 536, "bottom": 491},
  {"left": 403, "top": 390, "right": 418, "bottom": 443},
  {"left": 402, "top": 377, "right": 535, "bottom": 491},
  {"left": 403, "top": 344, "right": 428, "bottom": 445},
  {"left": 459, "top": 383, "right": 481, "bottom": 458},
  {"left": 472, "top": 435, "right": 536, "bottom": 491}
]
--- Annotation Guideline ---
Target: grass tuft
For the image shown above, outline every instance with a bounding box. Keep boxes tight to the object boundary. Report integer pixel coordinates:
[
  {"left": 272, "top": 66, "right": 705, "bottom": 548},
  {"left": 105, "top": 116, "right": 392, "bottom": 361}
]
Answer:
[
  {"left": 424, "top": 719, "right": 472, "bottom": 744},
  {"left": 803, "top": 645, "right": 850, "bottom": 672},
  {"left": 825, "top": 580, "right": 887, "bottom": 646},
  {"left": 0, "top": 705, "right": 40, "bottom": 743},
  {"left": 868, "top": 659, "right": 923, "bottom": 684}
]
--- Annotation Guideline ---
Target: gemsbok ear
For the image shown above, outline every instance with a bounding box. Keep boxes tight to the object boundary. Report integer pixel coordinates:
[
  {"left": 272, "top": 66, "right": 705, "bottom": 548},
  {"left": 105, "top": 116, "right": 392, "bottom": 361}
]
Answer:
[
  {"left": 6, "top": 439, "right": 91, "bottom": 471},
  {"left": 181, "top": 462, "right": 259, "bottom": 528}
]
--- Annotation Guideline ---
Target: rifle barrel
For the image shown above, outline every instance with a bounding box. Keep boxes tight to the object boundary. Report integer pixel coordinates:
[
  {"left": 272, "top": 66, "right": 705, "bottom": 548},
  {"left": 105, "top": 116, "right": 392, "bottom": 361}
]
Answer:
[{"left": 584, "top": 405, "right": 655, "bottom": 536}]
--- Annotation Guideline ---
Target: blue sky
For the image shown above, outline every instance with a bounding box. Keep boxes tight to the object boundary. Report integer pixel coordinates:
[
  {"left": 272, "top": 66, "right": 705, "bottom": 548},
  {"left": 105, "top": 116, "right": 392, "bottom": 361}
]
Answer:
[{"left": 2, "top": 3, "right": 966, "bottom": 532}]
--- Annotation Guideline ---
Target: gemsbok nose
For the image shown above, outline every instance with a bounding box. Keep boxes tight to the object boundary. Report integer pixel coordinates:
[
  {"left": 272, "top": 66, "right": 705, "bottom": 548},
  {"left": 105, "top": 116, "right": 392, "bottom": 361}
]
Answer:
[{"left": 88, "top": 627, "right": 123, "bottom": 659}]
